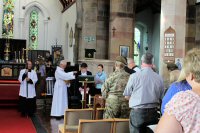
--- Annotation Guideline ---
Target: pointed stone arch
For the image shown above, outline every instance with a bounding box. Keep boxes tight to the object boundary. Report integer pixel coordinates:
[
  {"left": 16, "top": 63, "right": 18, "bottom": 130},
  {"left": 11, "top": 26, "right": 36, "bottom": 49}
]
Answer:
[{"left": 19, "top": 1, "right": 49, "bottom": 50}]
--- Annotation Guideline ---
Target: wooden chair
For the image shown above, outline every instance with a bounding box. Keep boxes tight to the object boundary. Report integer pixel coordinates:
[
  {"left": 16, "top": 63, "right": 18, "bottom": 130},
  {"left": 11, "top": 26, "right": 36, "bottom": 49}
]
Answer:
[
  {"left": 113, "top": 119, "right": 129, "bottom": 133},
  {"left": 78, "top": 119, "right": 114, "bottom": 133},
  {"left": 93, "top": 95, "right": 105, "bottom": 119},
  {"left": 95, "top": 108, "right": 105, "bottom": 120},
  {"left": 93, "top": 95, "right": 105, "bottom": 108},
  {"left": 58, "top": 109, "right": 93, "bottom": 133}
]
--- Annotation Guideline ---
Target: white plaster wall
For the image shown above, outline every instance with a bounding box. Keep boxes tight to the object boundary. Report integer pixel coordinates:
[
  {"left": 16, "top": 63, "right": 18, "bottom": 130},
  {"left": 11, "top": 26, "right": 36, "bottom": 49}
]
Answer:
[
  {"left": 60, "top": 3, "right": 77, "bottom": 65},
  {"left": 1, "top": 0, "right": 77, "bottom": 64},
  {"left": 0, "top": 0, "right": 62, "bottom": 52}
]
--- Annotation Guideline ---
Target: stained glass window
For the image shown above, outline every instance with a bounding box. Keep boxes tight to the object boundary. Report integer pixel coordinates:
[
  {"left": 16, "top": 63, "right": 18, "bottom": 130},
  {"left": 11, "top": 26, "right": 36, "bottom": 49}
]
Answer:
[
  {"left": 2, "top": 0, "right": 15, "bottom": 38},
  {"left": 29, "top": 10, "right": 38, "bottom": 50},
  {"left": 134, "top": 28, "right": 141, "bottom": 65}
]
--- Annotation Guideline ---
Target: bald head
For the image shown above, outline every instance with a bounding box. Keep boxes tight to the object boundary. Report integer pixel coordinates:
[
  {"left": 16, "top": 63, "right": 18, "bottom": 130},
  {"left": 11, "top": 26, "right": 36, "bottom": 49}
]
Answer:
[
  {"left": 59, "top": 60, "right": 67, "bottom": 69},
  {"left": 127, "top": 58, "right": 136, "bottom": 69}
]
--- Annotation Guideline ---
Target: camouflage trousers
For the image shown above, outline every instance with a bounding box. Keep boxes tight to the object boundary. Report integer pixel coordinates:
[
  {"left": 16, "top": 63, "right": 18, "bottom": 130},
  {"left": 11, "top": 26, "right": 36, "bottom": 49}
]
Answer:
[{"left": 103, "top": 95, "right": 130, "bottom": 119}]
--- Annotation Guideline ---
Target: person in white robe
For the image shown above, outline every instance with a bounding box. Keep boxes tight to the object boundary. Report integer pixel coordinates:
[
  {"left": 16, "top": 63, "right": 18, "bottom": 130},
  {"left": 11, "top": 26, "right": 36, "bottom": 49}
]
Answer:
[
  {"left": 18, "top": 61, "right": 38, "bottom": 117},
  {"left": 51, "top": 60, "right": 76, "bottom": 117}
]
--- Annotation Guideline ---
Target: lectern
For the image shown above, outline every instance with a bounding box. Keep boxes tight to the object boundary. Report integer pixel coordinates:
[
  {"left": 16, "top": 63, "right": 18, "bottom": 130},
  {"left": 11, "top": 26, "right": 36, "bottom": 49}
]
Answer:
[{"left": 78, "top": 75, "right": 95, "bottom": 108}]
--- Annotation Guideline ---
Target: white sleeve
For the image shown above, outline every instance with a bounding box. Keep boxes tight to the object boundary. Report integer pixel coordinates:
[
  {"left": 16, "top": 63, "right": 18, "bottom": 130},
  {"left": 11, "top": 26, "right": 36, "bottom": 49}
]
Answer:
[
  {"left": 18, "top": 70, "right": 24, "bottom": 83},
  {"left": 31, "top": 71, "right": 38, "bottom": 85},
  {"left": 57, "top": 70, "right": 75, "bottom": 81}
]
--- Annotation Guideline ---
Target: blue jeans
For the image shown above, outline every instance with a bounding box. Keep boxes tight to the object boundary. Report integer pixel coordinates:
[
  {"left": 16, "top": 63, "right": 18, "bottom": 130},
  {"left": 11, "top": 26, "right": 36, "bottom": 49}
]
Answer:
[{"left": 129, "top": 108, "right": 160, "bottom": 133}]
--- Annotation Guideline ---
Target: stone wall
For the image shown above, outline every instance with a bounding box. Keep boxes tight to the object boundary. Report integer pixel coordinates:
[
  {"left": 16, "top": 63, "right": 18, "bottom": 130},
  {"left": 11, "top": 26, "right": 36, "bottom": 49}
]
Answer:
[
  {"left": 96, "top": 0, "right": 110, "bottom": 59},
  {"left": 109, "top": 0, "right": 136, "bottom": 60},
  {"left": 78, "top": 59, "right": 114, "bottom": 77},
  {"left": 78, "top": 0, "right": 98, "bottom": 60},
  {"left": 77, "top": 0, "right": 110, "bottom": 60},
  {"left": 185, "top": 4, "right": 196, "bottom": 51}
]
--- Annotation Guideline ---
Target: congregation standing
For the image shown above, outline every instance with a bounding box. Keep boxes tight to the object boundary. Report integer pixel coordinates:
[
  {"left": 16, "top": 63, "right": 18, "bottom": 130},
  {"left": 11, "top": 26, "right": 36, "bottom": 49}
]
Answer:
[
  {"left": 18, "top": 49, "right": 200, "bottom": 133},
  {"left": 99, "top": 50, "right": 199, "bottom": 133}
]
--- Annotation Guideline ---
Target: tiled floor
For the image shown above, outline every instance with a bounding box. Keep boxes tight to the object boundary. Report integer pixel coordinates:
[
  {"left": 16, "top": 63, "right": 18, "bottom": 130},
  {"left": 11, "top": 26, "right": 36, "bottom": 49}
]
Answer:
[
  {"left": 36, "top": 108, "right": 63, "bottom": 133},
  {"left": 35, "top": 98, "right": 64, "bottom": 133}
]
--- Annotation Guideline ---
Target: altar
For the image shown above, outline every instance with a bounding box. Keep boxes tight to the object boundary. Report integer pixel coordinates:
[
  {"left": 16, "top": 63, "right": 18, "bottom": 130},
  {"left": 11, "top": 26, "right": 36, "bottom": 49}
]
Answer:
[
  {"left": 0, "top": 38, "right": 26, "bottom": 107},
  {"left": 0, "top": 38, "right": 26, "bottom": 76}
]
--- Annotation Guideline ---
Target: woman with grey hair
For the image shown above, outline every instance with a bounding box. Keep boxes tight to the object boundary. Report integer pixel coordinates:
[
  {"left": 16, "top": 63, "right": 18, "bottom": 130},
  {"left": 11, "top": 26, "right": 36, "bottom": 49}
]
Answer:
[{"left": 156, "top": 49, "right": 200, "bottom": 133}]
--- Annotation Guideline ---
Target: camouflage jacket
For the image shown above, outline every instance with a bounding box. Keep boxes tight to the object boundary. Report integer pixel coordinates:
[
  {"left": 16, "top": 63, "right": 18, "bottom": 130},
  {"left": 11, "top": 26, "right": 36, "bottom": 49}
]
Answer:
[{"left": 102, "top": 69, "right": 130, "bottom": 99}]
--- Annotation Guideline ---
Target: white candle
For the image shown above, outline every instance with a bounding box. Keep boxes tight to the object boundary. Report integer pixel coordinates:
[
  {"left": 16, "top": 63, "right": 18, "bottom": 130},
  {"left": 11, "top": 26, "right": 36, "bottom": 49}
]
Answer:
[
  {"left": 81, "top": 91, "right": 84, "bottom": 101},
  {"left": 89, "top": 95, "right": 91, "bottom": 104},
  {"left": 19, "top": 51, "right": 20, "bottom": 59}
]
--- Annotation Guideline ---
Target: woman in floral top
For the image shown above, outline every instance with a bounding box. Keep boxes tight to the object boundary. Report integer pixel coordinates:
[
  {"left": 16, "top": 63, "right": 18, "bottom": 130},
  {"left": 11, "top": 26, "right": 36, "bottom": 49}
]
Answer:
[{"left": 156, "top": 49, "right": 200, "bottom": 133}]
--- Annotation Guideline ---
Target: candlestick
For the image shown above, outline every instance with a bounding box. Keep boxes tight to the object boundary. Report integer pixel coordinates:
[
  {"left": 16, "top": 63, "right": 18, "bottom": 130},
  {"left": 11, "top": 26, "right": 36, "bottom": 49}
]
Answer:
[
  {"left": 19, "top": 51, "right": 20, "bottom": 59},
  {"left": 22, "top": 48, "right": 24, "bottom": 55},
  {"left": 81, "top": 91, "right": 84, "bottom": 101},
  {"left": 89, "top": 95, "right": 91, "bottom": 105},
  {"left": 22, "top": 49, "right": 24, "bottom": 58},
  {"left": 15, "top": 51, "right": 16, "bottom": 60}
]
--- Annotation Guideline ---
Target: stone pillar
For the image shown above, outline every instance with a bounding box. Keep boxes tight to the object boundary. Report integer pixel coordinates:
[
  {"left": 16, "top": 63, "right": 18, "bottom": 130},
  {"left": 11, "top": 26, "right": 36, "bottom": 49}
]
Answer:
[
  {"left": 44, "top": 20, "right": 49, "bottom": 50},
  {"left": 160, "top": 0, "right": 187, "bottom": 64},
  {"left": 185, "top": 3, "right": 196, "bottom": 51},
  {"left": 195, "top": 4, "right": 200, "bottom": 45},
  {"left": 109, "top": 0, "right": 135, "bottom": 60},
  {"left": 18, "top": 18, "right": 24, "bottom": 39},
  {"left": 159, "top": 0, "right": 187, "bottom": 85},
  {"left": 96, "top": 0, "right": 110, "bottom": 59},
  {"left": 78, "top": 0, "right": 98, "bottom": 60}
]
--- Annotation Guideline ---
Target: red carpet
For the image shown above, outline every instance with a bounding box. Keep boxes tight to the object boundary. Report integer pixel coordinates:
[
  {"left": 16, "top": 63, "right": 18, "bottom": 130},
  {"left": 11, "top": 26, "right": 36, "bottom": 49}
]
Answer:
[
  {"left": 0, "top": 109, "right": 36, "bottom": 133},
  {"left": 0, "top": 81, "right": 20, "bottom": 107}
]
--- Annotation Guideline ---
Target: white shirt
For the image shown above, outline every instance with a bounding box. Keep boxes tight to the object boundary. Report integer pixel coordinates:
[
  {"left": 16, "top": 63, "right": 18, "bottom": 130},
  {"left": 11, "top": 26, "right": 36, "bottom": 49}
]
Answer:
[
  {"left": 81, "top": 72, "right": 87, "bottom": 76},
  {"left": 18, "top": 69, "right": 38, "bottom": 98},
  {"left": 124, "top": 67, "right": 164, "bottom": 108}
]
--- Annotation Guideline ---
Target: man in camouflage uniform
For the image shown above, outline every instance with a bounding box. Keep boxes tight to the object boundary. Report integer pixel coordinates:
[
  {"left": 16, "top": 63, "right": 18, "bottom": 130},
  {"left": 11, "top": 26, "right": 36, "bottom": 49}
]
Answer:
[{"left": 101, "top": 56, "right": 130, "bottom": 119}]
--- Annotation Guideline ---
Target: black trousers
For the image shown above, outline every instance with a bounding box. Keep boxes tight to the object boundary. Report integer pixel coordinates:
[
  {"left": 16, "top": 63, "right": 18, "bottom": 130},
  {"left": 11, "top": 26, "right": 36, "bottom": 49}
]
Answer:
[
  {"left": 129, "top": 108, "right": 160, "bottom": 133},
  {"left": 19, "top": 96, "right": 36, "bottom": 116}
]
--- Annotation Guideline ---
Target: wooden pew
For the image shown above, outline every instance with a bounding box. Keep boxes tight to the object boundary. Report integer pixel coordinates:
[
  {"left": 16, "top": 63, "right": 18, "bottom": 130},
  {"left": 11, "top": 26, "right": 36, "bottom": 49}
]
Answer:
[
  {"left": 78, "top": 119, "right": 114, "bottom": 133},
  {"left": 58, "top": 109, "right": 93, "bottom": 133}
]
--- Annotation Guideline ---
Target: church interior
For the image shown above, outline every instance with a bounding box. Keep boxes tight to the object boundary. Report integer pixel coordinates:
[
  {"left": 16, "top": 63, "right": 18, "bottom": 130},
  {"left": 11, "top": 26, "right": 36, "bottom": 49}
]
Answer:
[{"left": 0, "top": 0, "right": 200, "bottom": 133}]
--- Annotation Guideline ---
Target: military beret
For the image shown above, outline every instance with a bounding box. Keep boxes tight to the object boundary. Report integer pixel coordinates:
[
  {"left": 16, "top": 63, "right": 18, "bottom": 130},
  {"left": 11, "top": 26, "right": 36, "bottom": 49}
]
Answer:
[{"left": 115, "top": 56, "right": 127, "bottom": 65}]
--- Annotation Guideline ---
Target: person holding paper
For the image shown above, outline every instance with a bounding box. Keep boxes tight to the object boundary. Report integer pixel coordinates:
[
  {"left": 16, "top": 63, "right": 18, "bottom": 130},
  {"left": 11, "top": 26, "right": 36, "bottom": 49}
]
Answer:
[
  {"left": 51, "top": 60, "right": 76, "bottom": 117},
  {"left": 18, "top": 61, "right": 38, "bottom": 117},
  {"left": 95, "top": 64, "right": 107, "bottom": 95}
]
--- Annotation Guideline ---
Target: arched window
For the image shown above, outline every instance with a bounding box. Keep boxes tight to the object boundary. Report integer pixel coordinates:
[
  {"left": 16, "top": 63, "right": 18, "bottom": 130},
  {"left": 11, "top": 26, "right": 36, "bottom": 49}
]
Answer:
[
  {"left": 29, "top": 10, "right": 39, "bottom": 49},
  {"left": 2, "top": 0, "right": 15, "bottom": 38},
  {"left": 134, "top": 28, "right": 141, "bottom": 65}
]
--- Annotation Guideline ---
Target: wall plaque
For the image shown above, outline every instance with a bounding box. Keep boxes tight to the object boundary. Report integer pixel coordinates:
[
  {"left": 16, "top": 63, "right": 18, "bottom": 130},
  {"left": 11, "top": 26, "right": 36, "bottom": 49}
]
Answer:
[{"left": 164, "top": 26, "right": 176, "bottom": 63}]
